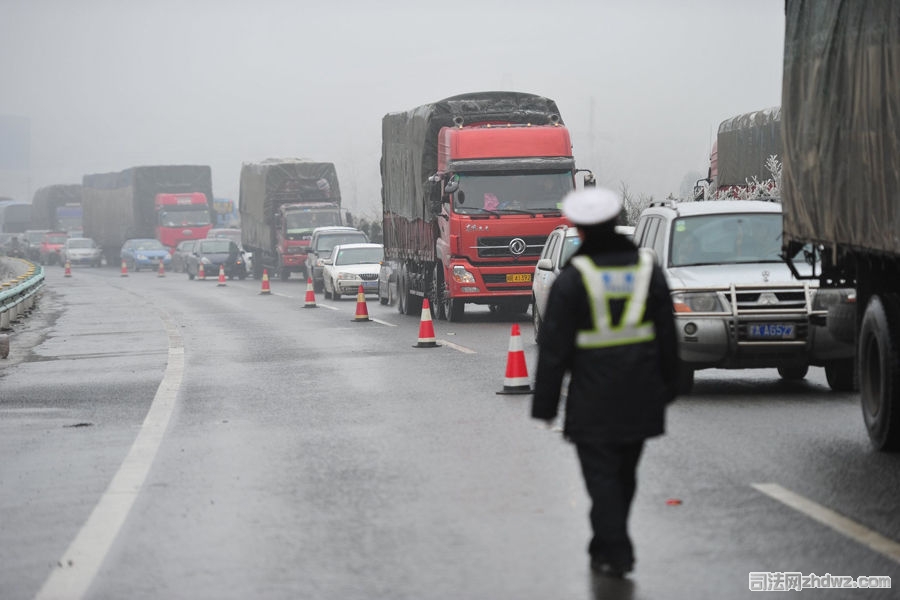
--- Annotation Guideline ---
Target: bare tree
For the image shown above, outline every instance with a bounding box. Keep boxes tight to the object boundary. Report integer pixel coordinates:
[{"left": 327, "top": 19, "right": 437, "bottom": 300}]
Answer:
[{"left": 619, "top": 181, "right": 653, "bottom": 225}]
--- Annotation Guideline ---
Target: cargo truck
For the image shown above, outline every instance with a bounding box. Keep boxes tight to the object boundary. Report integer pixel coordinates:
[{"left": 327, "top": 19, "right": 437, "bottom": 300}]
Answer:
[
  {"left": 31, "top": 184, "right": 82, "bottom": 233},
  {"left": 695, "top": 107, "right": 782, "bottom": 200},
  {"left": 781, "top": 0, "right": 900, "bottom": 450},
  {"left": 82, "top": 165, "right": 214, "bottom": 264},
  {"left": 239, "top": 159, "right": 343, "bottom": 280},
  {"left": 380, "top": 91, "right": 594, "bottom": 322}
]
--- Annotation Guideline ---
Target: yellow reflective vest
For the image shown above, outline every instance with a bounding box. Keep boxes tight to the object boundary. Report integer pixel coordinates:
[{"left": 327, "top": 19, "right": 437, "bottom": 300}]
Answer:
[{"left": 569, "top": 248, "right": 656, "bottom": 349}]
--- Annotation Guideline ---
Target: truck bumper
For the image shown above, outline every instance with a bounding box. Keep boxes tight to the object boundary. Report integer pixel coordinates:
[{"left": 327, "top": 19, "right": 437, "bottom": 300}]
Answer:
[{"left": 444, "top": 261, "right": 534, "bottom": 303}]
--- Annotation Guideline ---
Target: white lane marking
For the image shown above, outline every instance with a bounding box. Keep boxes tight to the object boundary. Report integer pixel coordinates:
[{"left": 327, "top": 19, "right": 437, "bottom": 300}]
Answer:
[
  {"left": 437, "top": 339, "right": 476, "bottom": 354},
  {"left": 752, "top": 482, "right": 900, "bottom": 564},
  {"left": 35, "top": 310, "right": 184, "bottom": 600}
]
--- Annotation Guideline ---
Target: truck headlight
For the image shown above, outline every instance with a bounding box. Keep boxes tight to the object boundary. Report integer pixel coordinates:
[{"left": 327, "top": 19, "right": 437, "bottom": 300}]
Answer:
[
  {"left": 672, "top": 291, "right": 728, "bottom": 314},
  {"left": 336, "top": 272, "right": 356, "bottom": 280},
  {"left": 451, "top": 265, "right": 476, "bottom": 284}
]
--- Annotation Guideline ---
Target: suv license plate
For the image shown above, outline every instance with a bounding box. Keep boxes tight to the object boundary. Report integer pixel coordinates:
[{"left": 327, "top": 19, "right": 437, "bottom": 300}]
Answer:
[
  {"left": 749, "top": 323, "right": 795, "bottom": 339},
  {"left": 507, "top": 273, "right": 532, "bottom": 283}
]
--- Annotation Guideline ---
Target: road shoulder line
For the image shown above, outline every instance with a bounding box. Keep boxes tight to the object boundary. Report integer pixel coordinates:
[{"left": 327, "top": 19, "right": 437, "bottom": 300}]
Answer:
[{"left": 34, "top": 307, "right": 184, "bottom": 600}]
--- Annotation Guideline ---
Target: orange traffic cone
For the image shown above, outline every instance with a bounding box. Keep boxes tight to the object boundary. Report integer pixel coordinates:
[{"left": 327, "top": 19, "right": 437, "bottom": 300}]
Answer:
[
  {"left": 198, "top": 262, "right": 206, "bottom": 280},
  {"left": 352, "top": 284, "right": 371, "bottom": 322},
  {"left": 414, "top": 298, "right": 438, "bottom": 348},
  {"left": 120, "top": 259, "right": 128, "bottom": 277},
  {"left": 217, "top": 264, "right": 226, "bottom": 286},
  {"left": 497, "top": 323, "right": 533, "bottom": 395},
  {"left": 304, "top": 277, "right": 317, "bottom": 308},
  {"left": 157, "top": 259, "right": 165, "bottom": 277},
  {"left": 259, "top": 269, "right": 272, "bottom": 294},
  {"left": 64, "top": 261, "right": 72, "bottom": 278}
]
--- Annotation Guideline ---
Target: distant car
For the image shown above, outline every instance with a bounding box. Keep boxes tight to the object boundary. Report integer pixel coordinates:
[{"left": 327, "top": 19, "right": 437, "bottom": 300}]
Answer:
[
  {"left": 39, "top": 231, "right": 69, "bottom": 265},
  {"left": 171, "top": 240, "right": 196, "bottom": 273},
  {"left": 22, "top": 229, "right": 49, "bottom": 261},
  {"left": 62, "top": 237, "right": 102, "bottom": 267},
  {"left": 307, "top": 226, "right": 369, "bottom": 292},
  {"left": 207, "top": 228, "right": 252, "bottom": 276},
  {"left": 322, "top": 243, "right": 383, "bottom": 300},
  {"left": 186, "top": 238, "right": 247, "bottom": 280},
  {"left": 120, "top": 238, "right": 171, "bottom": 272}
]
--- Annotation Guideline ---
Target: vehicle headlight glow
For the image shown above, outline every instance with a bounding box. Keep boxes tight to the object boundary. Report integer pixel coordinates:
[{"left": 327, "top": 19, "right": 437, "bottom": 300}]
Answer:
[
  {"left": 672, "top": 291, "right": 728, "bottom": 314},
  {"left": 451, "top": 265, "right": 476, "bottom": 284},
  {"left": 201, "top": 257, "right": 211, "bottom": 265},
  {"left": 336, "top": 272, "right": 357, "bottom": 280}
]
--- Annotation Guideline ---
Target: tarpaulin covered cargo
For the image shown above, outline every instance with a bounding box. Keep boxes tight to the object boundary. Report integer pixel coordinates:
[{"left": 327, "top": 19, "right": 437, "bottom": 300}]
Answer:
[
  {"left": 82, "top": 165, "right": 213, "bottom": 251},
  {"left": 782, "top": 0, "right": 900, "bottom": 255},
  {"left": 238, "top": 159, "right": 341, "bottom": 251},
  {"left": 716, "top": 107, "right": 782, "bottom": 189},
  {"left": 31, "top": 184, "right": 81, "bottom": 230}
]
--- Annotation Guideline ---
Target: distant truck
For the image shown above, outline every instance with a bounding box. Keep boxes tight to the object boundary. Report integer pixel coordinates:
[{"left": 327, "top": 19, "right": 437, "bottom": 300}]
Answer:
[
  {"left": 239, "top": 159, "right": 344, "bottom": 280},
  {"left": 696, "top": 107, "right": 782, "bottom": 200},
  {"left": 82, "top": 165, "right": 214, "bottom": 264},
  {"left": 31, "top": 184, "right": 82, "bottom": 233},
  {"left": 380, "top": 91, "right": 593, "bottom": 321},
  {"left": 0, "top": 200, "right": 31, "bottom": 234},
  {"left": 212, "top": 197, "right": 239, "bottom": 228},
  {"left": 781, "top": 0, "right": 900, "bottom": 450}
]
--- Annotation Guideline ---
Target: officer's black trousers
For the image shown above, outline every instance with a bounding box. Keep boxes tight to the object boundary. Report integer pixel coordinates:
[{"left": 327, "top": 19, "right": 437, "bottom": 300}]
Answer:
[{"left": 575, "top": 440, "right": 645, "bottom": 567}]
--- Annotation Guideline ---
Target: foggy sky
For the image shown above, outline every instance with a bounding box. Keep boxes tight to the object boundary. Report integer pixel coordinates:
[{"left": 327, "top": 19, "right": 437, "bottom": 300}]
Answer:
[{"left": 0, "top": 0, "right": 785, "bottom": 220}]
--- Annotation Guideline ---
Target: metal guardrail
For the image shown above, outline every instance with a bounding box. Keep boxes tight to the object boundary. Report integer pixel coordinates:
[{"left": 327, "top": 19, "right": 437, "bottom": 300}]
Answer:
[{"left": 0, "top": 258, "right": 45, "bottom": 331}]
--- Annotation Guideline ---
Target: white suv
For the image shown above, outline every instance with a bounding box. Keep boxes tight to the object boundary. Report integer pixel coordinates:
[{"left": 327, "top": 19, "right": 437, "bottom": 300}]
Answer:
[{"left": 633, "top": 199, "right": 856, "bottom": 393}]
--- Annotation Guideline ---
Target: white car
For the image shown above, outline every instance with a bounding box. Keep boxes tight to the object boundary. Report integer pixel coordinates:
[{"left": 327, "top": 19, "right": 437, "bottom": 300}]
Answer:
[
  {"left": 322, "top": 243, "right": 384, "bottom": 300},
  {"left": 61, "top": 237, "right": 102, "bottom": 267}
]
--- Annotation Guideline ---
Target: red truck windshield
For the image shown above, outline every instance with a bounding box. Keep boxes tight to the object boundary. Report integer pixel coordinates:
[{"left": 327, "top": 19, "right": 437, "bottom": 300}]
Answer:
[
  {"left": 285, "top": 210, "right": 342, "bottom": 233},
  {"left": 452, "top": 172, "right": 572, "bottom": 214},
  {"left": 159, "top": 208, "right": 211, "bottom": 227}
]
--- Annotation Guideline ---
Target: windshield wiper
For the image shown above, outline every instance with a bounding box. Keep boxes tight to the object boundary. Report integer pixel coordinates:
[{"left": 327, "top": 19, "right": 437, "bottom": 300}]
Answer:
[{"left": 459, "top": 207, "right": 500, "bottom": 217}]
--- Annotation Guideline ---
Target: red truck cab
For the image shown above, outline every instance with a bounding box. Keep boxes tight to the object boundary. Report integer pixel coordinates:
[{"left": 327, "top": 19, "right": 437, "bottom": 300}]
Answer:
[
  {"left": 155, "top": 193, "right": 213, "bottom": 251},
  {"left": 434, "top": 123, "right": 576, "bottom": 314},
  {"left": 274, "top": 202, "right": 343, "bottom": 280}
]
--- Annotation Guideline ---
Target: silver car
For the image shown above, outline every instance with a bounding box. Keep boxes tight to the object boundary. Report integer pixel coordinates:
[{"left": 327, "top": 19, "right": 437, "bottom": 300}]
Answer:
[
  {"left": 61, "top": 237, "right": 102, "bottom": 267},
  {"left": 633, "top": 199, "right": 856, "bottom": 393}
]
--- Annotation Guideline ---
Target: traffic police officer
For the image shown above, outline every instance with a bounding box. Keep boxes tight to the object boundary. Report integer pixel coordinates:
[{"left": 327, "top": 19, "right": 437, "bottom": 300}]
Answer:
[{"left": 532, "top": 188, "right": 678, "bottom": 578}]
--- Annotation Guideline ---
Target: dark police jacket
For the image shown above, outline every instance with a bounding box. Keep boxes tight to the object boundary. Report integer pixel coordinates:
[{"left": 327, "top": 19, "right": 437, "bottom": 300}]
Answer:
[{"left": 532, "top": 233, "right": 678, "bottom": 444}]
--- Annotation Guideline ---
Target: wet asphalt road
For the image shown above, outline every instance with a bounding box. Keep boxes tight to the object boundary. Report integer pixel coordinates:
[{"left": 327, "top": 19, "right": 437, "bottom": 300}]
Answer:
[{"left": 1, "top": 264, "right": 898, "bottom": 600}]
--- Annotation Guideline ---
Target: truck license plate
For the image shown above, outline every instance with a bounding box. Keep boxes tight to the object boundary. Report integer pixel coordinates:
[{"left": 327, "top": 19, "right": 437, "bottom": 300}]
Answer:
[
  {"left": 749, "top": 323, "right": 795, "bottom": 339},
  {"left": 507, "top": 273, "right": 532, "bottom": 283}
]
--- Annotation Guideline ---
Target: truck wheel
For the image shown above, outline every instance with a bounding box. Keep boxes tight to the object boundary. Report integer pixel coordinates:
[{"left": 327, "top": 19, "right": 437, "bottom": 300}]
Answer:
[
  {"left": 532, "top": 298, "right": 542, "bottom": 343},
  {"left": 828, "top": 303, "right": 856, "bottom": 345},
  {"left": 777, "top": 365, "right": 808, "bottom": 381},
  {"left": 825, "top": 359, "right": 858, "bottom": 392},
  {"left": 447, "top": 298, "right": 465, "bottom": 322},
  {"left": 431, "top": 264, "right": 447, "bottom": 321},
  {"left": 398, "top": 274, "right": 408, "bottom": 314},
  {"left": 676, "top": 362, "right": 694, "bottom": 395},
  {"left": 859, "top": 294, "right": 900, "bottom": 451}
]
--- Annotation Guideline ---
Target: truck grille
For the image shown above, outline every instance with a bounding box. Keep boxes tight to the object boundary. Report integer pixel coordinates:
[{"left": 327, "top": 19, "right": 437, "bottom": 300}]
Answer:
[{"left": 475, "top": 235, "right": 546, "bottom": 258}]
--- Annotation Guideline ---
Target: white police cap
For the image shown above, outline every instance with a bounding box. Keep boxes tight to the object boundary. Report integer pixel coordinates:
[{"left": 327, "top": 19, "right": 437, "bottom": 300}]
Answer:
[{"left": 562, "top": 188, "right": 622, "bottom": 225}]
